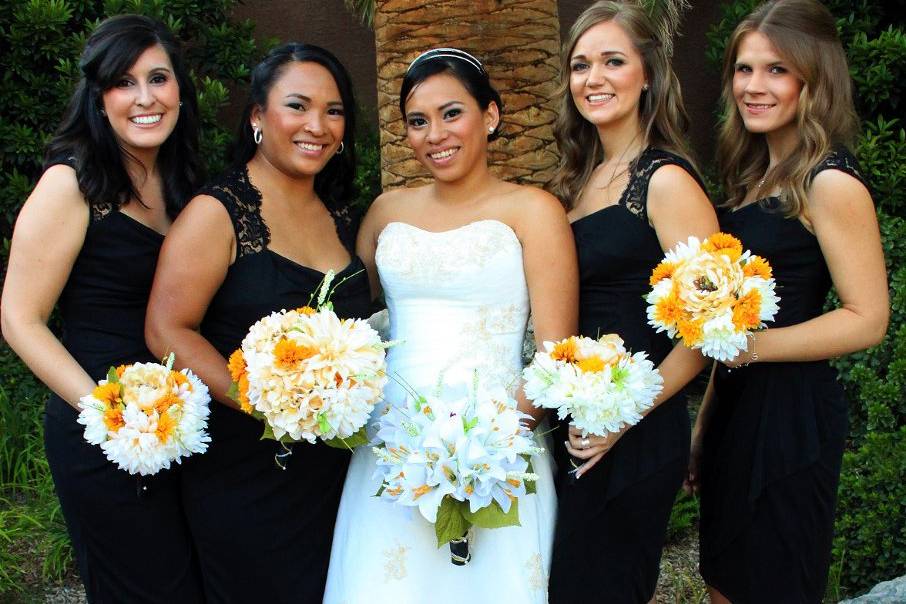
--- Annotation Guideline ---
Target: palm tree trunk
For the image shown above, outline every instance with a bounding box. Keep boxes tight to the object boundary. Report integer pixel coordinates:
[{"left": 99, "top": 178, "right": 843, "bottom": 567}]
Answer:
[{"left": 374, "top": 0, "right": 561, "bottom": 189}]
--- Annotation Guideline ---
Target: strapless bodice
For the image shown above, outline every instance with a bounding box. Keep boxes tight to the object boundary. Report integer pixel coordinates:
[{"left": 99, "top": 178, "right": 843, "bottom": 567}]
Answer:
[{"left": 375, "top": 220, "right": 530, "bottom": 405}]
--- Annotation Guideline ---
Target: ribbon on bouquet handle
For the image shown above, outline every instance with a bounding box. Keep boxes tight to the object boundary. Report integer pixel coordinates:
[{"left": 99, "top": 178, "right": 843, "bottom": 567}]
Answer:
[{"left": 449, "top": 533, "right": 471, "bottom": 566}]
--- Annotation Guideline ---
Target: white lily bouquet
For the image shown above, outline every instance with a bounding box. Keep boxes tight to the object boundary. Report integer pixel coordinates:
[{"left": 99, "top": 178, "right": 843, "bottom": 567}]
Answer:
[
  {"left": 646, "top": 233, "right": 779, "bottom": 362},
  {"left": 227, "top": 271, "right": 392, "bottom": 453},
  {"left": 77, "top": 354, "right": 211, "bottom": 475},
  {"left": 372, "top": 377, "right": 542, "bottom": 565},
  {"left": 523, "top": 334, "right": 663, "bottom": 438}
]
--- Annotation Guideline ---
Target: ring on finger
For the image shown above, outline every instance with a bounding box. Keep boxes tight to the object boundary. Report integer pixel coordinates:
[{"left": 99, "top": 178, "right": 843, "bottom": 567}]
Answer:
[{"left": 580, "top": 437, "right": 590, "bottom": 448}]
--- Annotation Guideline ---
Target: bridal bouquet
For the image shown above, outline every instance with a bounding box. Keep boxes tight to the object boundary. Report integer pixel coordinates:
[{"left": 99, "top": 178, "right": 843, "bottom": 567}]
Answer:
[
  {"left": 77, "top": 354, "right": 211, "bottom": 475},
  {"left": 523, "top": 334, "right": 663, "bottom": 437},
  {"left": 646, "top": 233, "right": 779, "bottom": 362},
  {"left": 372, "top": 378, "right": 542, "bottom": 565},
  {"left": 228, "top": 270, "right": 391, "bottom": 447}
]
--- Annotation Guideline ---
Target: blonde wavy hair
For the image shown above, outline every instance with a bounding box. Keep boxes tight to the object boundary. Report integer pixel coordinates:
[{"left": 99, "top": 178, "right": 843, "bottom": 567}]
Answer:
[
  {"left": 547, "top": 0, "right": 693, "bottom": 208},
  {"left": 718, "top": 0, "right": 859, "bottom": 217}
]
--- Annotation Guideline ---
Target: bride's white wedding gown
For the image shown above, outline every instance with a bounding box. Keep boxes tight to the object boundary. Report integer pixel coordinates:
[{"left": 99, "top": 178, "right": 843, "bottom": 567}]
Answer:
[{"left": 324, "top": 220, "right": 556, "bottom": 604}]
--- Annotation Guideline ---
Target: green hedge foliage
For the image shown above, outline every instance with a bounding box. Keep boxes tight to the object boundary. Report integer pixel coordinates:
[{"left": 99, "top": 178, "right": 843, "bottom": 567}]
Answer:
[{"left": 708, "top": 1, "right": 906, "bottom": 597}]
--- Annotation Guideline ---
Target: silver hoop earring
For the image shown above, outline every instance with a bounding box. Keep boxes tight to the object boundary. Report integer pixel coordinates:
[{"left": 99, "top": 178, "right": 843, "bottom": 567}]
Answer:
[
  {"left": 253, "top": 125, "right": 262, "bottom": 145},
  {"left": 99, "top": 108, "right": 107, "bottom": 117},
  {"left": 336, "top": 141, "right": 345, "bottom": 155}
]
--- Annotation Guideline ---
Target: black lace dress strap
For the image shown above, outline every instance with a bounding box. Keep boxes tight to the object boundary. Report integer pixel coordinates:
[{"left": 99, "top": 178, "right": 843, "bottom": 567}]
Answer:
[
  {"left": 619, "top": 146, "right": 706, "bottom": 221},
  {"left": 199, "top": 166, "right": 361, "bottom": 258},
  {"left": 810, "top": 145, "right": 868, "bottom": 189}
]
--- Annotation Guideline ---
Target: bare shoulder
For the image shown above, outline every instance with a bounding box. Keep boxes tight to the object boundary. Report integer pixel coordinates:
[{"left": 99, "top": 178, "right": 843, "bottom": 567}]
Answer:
[
  {"left": 497, "top": 183, "right": 568, "bottom": 239},
  {"left": 808, "top": 168, "right": 873, "bottom": 215},
  {"left": 169, "top": 193, "right": 233, "bottom": 240},
  {"left": 648, "top": 163, "right": 703, "bottom": 195},
  {"left": 499, "top": 182, "right": 565, "bottom": 216},
  {"left": 21, "top": 164, "right": 86, "bottom": 215},
  {"left": 365, "top": 185, "right": 429, "bottom": 227},
  {"left": 14, "top": 164, "right": 89, "bottom": 239}
]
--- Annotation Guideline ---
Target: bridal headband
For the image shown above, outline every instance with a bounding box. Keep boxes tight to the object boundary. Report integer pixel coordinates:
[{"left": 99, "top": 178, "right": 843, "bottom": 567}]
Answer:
[{"left": 406, "top": 47, "right": 486, "bottom": 75}]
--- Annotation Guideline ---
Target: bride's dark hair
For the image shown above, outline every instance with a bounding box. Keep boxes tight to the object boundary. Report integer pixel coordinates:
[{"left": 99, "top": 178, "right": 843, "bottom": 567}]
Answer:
[
  {"left": 45, "top": 14, "right": 201, "bottom": 218},
  {"left": 399, "top": 48, "right": 504, "bottom": 141}
]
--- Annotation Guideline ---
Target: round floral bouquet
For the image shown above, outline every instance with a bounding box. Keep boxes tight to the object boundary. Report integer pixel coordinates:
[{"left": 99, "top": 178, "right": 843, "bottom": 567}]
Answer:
[
  {"left": 77, "top": 354, "right": 211, "bottom": 475},
  {"left": 372, "top": 378, "right": 542, "bottom": 565},
  {"left": 523, "top": 334, "right": 663, "bottom": 437},
  {"left": 228, "top": 270, "right": 391, "bottom": 447},
  {"left": 646, "top": 233, "right": 779, "bottom": 361}
]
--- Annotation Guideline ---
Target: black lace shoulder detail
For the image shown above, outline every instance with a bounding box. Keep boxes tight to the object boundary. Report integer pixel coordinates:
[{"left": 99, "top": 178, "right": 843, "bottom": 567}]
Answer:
[
  {"left": 197, "top": 166, "right": 269, "bottom": 258},
  {"left": 811, "top": 146, "right": 867, "bottom": 189},
  {"left": 46, "top": 155, "right": 115, "bottom": 223},
  {"left": 327, "top": 202, "right": 363, "bottom": 253},
  {"left": 619, "top": 147, "right": 705, "bottom": 221}
]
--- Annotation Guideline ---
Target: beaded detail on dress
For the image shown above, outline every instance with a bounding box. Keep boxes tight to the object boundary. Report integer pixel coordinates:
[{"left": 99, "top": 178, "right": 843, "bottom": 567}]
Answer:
[
  {"left": 618, "top": 147, "right": 703, "bottom": 221},
  {"left": 198, "top": 166, "right": 358, "bottom": 259}
]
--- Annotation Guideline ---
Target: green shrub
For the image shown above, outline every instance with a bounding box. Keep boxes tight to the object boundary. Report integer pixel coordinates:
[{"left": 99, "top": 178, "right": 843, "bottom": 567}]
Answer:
[{"left": 829, "top": 427, "right": 906, "bottom": 599}]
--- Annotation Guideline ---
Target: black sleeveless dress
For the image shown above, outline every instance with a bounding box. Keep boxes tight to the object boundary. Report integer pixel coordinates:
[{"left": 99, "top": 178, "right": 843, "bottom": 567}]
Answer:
[
  {"left": 179, "top": 166, "right": 371, "bottom": 603},
  {"left": 549, "top": 148, "right": 703, "bottom": 603},
  {"left": 699, "top": 149, "right": 865, "bottom": 603},
  {"left": 43, "top": 163, "right": 202, "bottom": 602}
]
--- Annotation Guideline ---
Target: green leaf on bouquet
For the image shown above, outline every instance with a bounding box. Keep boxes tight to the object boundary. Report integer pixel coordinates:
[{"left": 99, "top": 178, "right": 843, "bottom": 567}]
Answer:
[
  {"left": 462, "top": 415, "right": 479, "bottom": 433},
  {"left": 462, "top": 499, "right": 521, "bottom": 529},
  {"left": 323, "top": 426, "right": 369, "bottom": 450},
  {"left": 259, "top": 423, "right": 294, "bottom": 443},
  {"left": 318, "top": 413, "right": 332, "bottom": 434},
  {"left": 435, "top": 496, "right": 470, "bottom": 547},
  {"left": 375, "top": 483, "right": 386, "bottom": 497},
  {"left": 106, "top": 366, "right": 120, "bottom": 384},
  {"left": 226, "top": 381, "right": 240, "bottom": 403},
  {"left": 525, "top": 458, "right": 537, "bottom": 495}
]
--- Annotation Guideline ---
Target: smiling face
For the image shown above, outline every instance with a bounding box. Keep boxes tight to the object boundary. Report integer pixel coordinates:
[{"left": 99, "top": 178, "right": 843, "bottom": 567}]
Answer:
[
  {"left": 568, "top": 19, "right": 647, "bottom": 133},
  {"left": 101, "top": 44, "right": 180, "bottom": 156},
  {"left": 403, "top": 72, "right": 498, "bottom": 183},
  {"left": 732, "top": 31, "right": 803, "bottom": 144},
  {"left": 251, "top": 61, "right": 345, "bottom": 178}
]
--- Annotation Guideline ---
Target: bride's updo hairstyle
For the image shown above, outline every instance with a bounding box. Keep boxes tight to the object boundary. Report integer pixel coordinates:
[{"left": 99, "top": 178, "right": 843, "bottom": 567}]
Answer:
[{"left": 400, "top": 48, "right": 504, "bottom": 141}]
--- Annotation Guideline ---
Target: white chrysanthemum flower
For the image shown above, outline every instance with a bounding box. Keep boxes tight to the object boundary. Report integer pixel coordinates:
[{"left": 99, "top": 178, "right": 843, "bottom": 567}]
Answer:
[
  {"left": 522, "top": 335, "right": 663, "bottom": 436},
  {"left": 236, "top": 305, "right": 390, "bottom": 444},
  {"left": 646, "top": 233, "right": 780, "bottom": 361},
  {"left": 77, "top": 363, "right": 211, "bottom": 475}
]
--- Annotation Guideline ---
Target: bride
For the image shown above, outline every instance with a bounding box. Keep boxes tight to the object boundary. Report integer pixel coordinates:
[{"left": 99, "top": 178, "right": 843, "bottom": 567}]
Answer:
[{"left": 323, "top": 48, "right": 578, "bottom": 603}]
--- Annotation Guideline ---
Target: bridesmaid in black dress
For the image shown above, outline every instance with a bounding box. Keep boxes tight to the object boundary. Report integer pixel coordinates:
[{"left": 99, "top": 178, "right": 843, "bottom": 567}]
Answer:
[
  {"left": 690, "top": 1, "right": 889, "bottom": 602},
  {"left": 0, "top": 16, "right": 204, "bottom": 602},
  {"left": 546, "top": 3, "right": 719, "bottom": 602},
  {"left": 145, "top": 44, "right": 370, "bottom": 603}
]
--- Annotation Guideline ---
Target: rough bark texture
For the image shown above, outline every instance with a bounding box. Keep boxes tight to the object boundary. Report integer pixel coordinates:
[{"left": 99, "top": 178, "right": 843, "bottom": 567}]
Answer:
[{"left": 374, "top": 0, "right": 560, "bottom": 189}]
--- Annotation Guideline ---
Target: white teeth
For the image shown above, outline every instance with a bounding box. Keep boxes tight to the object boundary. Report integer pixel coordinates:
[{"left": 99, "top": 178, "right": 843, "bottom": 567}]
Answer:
[
  {"left": 429, "top": 148, "right": 458, "bottom": 159},
  {"left": 296, "top": 142, "right": 324, "bottom": 151},
  {"left": 587, "top": 94, "right": 614, "bottom": 102},
  {"left": 130, "top": 114, "right": 161, "bottom": 124}
]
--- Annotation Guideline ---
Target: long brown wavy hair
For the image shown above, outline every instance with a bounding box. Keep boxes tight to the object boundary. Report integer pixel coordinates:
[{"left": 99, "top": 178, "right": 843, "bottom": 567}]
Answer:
[
  {"left": 718, "top": 0, "right": 859, "bottom": 217},
  {"left": 547, "top": 1, "right": 693, "bottom": 208}
]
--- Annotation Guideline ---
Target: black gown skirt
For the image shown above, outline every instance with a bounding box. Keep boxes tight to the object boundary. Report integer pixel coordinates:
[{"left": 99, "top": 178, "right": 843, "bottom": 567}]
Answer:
[
  {"left": 180, "top": 167, "right": 371, "bottom": 603},
  {"left": 699, "top": 148, "right": 865, "bottom": 603},
  {"left": 44, "top": 196, "right": 202, "bottom": 603},
  {"left": 549, "top": 148, "right": 704, "bottom": 603}
]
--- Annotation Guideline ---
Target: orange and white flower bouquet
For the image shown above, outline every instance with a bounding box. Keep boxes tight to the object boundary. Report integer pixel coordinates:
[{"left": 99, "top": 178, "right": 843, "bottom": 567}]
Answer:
[
  {"left": 77, "top": 354, "right": 211, "bottom": 475},
  {"left": 646, "top": 233, "right": 779, "bottom": 362},
  {"left": 523, "top": 334, "right": 663, "bottom": 436},
  {"left": 227, "top": 270, "right": 391, "bottom": 447}
]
